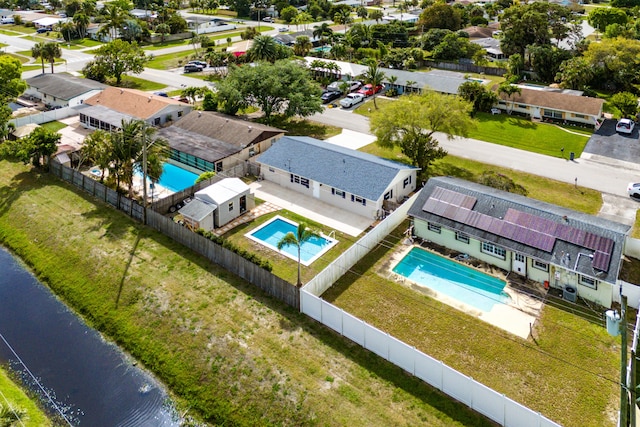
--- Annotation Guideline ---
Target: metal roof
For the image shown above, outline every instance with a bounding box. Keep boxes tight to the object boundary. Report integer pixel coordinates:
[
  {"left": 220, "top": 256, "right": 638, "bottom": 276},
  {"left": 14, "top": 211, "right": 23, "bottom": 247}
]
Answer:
[
  {"left": 179, "top": 199, "right": 216, "bottom": 221},
  {"left": 257, "top": 136, "right": 417, "bottom": 201}
]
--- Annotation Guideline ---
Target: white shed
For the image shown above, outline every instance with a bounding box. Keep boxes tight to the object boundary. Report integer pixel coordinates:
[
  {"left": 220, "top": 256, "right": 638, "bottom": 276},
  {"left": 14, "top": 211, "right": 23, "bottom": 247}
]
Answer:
[{"left": 180, "top": 178, "right": 251, "bottom": 230}]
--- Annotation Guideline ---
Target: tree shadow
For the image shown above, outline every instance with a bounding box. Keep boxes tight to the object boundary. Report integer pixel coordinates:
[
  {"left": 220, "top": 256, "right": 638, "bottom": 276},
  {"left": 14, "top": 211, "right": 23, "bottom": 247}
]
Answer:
[
  {"left": 507, "top": 117, "right": 536, "bottom": 129},
  {"left": 0, "top": 166, "right": 59, "bottom": 218}
]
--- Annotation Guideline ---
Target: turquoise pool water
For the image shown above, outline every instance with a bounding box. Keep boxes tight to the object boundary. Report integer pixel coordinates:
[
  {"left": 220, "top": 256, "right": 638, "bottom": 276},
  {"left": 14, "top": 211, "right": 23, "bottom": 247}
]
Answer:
[
  {"left": 136, "top": 163, "right": 199, "bottom": 192},
  {"left": 393, "top": 247, "right": 509, "bottom": 312},
  {"left": 247, "top": 216, "right": 337, "bottom": 265}
]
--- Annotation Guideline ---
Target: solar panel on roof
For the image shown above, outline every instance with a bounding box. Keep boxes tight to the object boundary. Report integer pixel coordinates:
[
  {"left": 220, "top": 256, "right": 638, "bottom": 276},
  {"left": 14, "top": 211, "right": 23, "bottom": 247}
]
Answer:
[
  {"left": 593, "top": 251, "right": 611, "bottom": 272},
  {"left": 583, "top": 232, "right": 599, "bottom": 250},
  {"left": 422, "top": 198, "right": 438, "bottom": 213},
  {"left": 460, "top": 195, "right": 477, "bottom": 210},
  {"left": 487, "top": 217, "right": 503, "bottom": 234},
  {"left": 599, "top": 238, "right": 614, "bottom": 254},
  {"left": 454, "top": 209, "right": 471, "bottom": 223},
  {"left": 476, "top": 213, "right": 493, "bottom": 230}
]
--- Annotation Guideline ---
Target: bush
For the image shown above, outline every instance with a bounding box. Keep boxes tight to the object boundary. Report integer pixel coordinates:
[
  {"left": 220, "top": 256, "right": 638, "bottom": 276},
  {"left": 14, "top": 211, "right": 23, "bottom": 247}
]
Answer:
[{"left": 196, "top": 229, "right": 272, "bottom": 271}]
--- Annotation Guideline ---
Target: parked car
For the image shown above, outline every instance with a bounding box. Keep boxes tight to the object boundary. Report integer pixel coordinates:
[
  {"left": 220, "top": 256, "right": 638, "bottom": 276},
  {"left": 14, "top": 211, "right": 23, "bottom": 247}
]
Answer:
[
  {"left": 262, "top": 16, "right": 275, "bottom": 22},
  {"left": 340, "top": 93, "right": 365, "bottom": 108},
  {"left": 628, "top": 183, "right": 640, "bottom": 199},
  {"left": 616, "top": 118, "right": 635, "bottom": 134},
  {"left": 36, "top": 27, "right": 49, "bottom": 33},
  {"left": 278, "top": 27, "right": 288, "bottom": 32},
  {"left": 188, "top": 60, "right": 207, "bottom": 68},
  {"left": 357, "top": 84, "right": 383, "bottom": 97},
  {"left": 1, "top": 17, "right": 14, "bottom": 24},
  {"left": 321, "top": 90, "right": 341, "bottom": 104},
  {"left": 184, "top": 64, "right": 203, "bottom": 73},
  {"left": 327, "top": 80, "right": 362, "bottom": 93},
  {"left": 154, "top": 91, "right": 168, "bottom": 97}
]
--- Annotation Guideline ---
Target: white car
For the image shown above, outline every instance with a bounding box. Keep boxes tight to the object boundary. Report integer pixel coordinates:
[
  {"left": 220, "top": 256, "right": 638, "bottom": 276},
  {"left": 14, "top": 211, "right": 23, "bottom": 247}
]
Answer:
[
  {"left": 340, "top": 93, "right": 364, "bottom": 108},
  {"left": 616, "top": 118, "right": 635, "bottom": 134},
  {"left": 628, "top": 183, "right": 640, "bottom": 199}
]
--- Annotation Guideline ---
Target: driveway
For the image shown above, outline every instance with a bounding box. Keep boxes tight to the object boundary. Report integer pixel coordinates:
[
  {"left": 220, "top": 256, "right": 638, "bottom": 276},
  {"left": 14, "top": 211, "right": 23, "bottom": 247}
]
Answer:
[{"left": 583, "top": 118, "right": 640, "bottom": 164}]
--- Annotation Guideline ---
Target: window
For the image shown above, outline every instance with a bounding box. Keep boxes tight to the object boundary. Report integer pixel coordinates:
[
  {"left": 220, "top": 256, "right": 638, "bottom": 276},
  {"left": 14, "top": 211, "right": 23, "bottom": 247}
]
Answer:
[
  {"left": 154, "top": 117, "right": 161, "bottom": 125},
  {"left": 428, "top": 223, "right": 441, "bottom": 233},
  {"left": 351, "top": 195, "right": 366, "bottom": 206},
  {"left": 518, "top": 104, "right": 527, "bottom": 109},
  {"left": 455, "top": 232, "right": 469, "bottom": 243},
  {"left": 403, "top": 176, "right": 412, "bottom": 188},
  {"left": 543, "top": 109, "right": 562, "bottom": 119},
  {"left": 579, "top": 275, "right": 597, "bottom": 289},
  {"left": 514, "top": 253, "right": 525, "bottom": 262},
  {"left": 290, "top": 174, "right": 309, "bottom": 188},
  {"left": 533, "top": 260, "right": 548, "bottom": 272},
  {"left": 228, "top": 202, "right": 234, "bottom": 211},
  {"left": 332, "top": 188, "right": 345, "bottom": 198},
  {"left": 216, "top": 162, "right": 223, "bottom": 172},
  {"left": 177, "top": 111, "right": 183, "bottom": 118},
  {"left": 573, "top": 114, "right": 585, "bottom": 119},
  {"left": 481, "top": 242, "right": 506, "bottom": 259}
]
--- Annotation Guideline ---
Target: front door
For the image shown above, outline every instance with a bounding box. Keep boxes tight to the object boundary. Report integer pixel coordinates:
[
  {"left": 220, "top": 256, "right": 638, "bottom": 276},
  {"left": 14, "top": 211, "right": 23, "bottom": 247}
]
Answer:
[
  {"left": 239, "top": 195, "right": 246, "bottom": 213},
  {"left": 513, "top": 253, "right": 526, "bottom": 276},
  {"left": 532, "top": 107, "right": 541, "bottom": 119}
]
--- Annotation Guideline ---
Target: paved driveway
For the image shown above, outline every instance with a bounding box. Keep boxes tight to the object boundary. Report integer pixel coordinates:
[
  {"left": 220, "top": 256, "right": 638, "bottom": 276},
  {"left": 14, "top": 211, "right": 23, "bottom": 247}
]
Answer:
[{"left": 583, "top": 119, "right": 640, "bottom": 163}]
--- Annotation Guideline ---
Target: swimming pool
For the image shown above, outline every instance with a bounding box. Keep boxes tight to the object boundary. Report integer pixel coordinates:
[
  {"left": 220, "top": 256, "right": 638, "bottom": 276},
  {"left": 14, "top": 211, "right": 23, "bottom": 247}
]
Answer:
[
  {"left": 136, "top": 163, "right": 199, "bottom": 193},
  {"left": 393, "top": 247, "right": 509, "bottom": 312},
  {"left": 246, "top": 216, "right": 338, "bottom": 266}
]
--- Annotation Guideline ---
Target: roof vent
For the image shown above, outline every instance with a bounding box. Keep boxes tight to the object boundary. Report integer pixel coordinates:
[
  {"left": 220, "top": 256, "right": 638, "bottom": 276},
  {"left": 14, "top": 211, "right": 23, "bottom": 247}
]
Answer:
[
  {"left": 198, "top": 111, "right": 202, "bottom": 117},
  {"left": 248, "top": 126, "right": 252, "bottom": 131},
  {"left": 148, "top": 96, "right": 152, "bottom": 102},
  {"left": 120, "top": 89, "right": 123, "bottom": 94}
]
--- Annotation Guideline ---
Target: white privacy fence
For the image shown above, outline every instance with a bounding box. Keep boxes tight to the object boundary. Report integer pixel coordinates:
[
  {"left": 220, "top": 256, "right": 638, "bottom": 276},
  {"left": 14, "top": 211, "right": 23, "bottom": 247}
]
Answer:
[
  {"left": 10, "top": 106, "right": 78, "bottom": 127},
  {"left": 301, "top": 291, "right": 560, "bottom": 427}
]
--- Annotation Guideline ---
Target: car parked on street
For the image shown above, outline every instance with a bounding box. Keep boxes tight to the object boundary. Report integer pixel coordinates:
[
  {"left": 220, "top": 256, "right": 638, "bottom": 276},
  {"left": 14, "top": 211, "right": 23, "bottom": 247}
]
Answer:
[
  {"left": 340, "top": 93, "right": 364, "bottom": 108},
  {"left": 616, "top": 118, "right": 635, "bottom": 134},
  {"left": 628, "top": 183, "right": 640, "bottom": 199},
  {"left": 357, "top": 84, "right": 383, "bottom": 97},
  {"left": 262, "top": 16, "right": 275, "bottom": 22},
  {"left": 321, "top": 90, "right": 341, "bottom": 104},
  {"left": 184, "top": 64, "right": 203, "bottom": 73},
  {"left": 188, "top": 60, "right": 207, "bottom": 69}
]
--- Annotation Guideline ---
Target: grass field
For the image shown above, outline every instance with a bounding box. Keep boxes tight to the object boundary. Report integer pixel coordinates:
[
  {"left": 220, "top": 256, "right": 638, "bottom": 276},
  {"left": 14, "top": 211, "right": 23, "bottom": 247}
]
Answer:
[
  {"left": 0, "top": 367, "right": 51, "bottom": 426},
  {"left": 0, "top": 160, "right": 496, "bottom": 427}
]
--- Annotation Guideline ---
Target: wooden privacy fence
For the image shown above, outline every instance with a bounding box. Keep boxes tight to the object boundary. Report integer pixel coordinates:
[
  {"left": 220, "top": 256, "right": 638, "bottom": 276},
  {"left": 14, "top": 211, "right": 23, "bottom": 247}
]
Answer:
[
  {"left": 424, "top": 60, "right": 507, "bottom": 77},
  {"left": 49, "top": 160, "right": 298, "bottom": 309}
]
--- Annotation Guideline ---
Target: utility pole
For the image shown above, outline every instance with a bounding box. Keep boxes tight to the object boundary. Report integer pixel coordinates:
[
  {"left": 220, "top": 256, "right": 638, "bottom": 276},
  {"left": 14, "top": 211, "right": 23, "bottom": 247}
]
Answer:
[
  {"left": 142, "top": 134, "right": 148, "bottom": 225},
  {"left": 622, "top": 294, "right": 629, "bottom": 427}
]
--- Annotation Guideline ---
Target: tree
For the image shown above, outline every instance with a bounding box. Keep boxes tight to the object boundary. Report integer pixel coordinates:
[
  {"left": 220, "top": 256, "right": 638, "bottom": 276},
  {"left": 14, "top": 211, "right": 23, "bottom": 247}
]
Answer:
[
  {"left": 78, "top": 129, "right": 112, "bottom": 176},
  {"left": 218, "top": 60, "right": 323, "bottom": 122},
  {"left": 419, "top": 3, "right": 462, "bottom": 31},
  {"left": 587, "top": 7, "right": 628, "bottom": 33},
  {"left": 292, "top": 11, "right": 313, "bottom": 31},
  {"left": 556, "top": 57, "right": 593, "bottom": 90},
  {"left": 529, "top": 45, "right": 571, "bottom": 83},
  {"left": 370, "top": 91, "right": 473, "bottom": 179},
  {"left": 42, "top": 42, "right": 62, "bottom": 73},
  {"left": 280, "top": 5, "right": 298, "bottom": 23},
  {"left": 582, "top": 37, "right": 640, "bottom": 91},
  {"left": 370, "top": 9, "right": 383, "bottom": 23},
  {"left": 1, "top": 127, "right": 60, "bottom": 167},
  {"left": 155, "top": 23, "right": 171, "bottom": 42},
  {"left": 361, "top": 60, "right": 385, "bottom": 109},
  {"left": 195, "top": 171, "right": 216, "bottom": 184},
  {"left": 333, "top": 8, "right": 353, "bottom": 32},
  {"left": 73, "top": 12, "right": 90, "bottom": 38},
  {"left": 84, "top": 39, "right": 148, "bottom": 84},
  {"left": 99, "top": 2, "right": 130, "bottom": 40},
  {"left": 0, "top": 56, "right": 25, "bottom": 142},
  {"left": 57, "top": 20, "right": 77, "bottom": 41},
  {"left": 497, "top": 82, "right": 521, "bottom": 114},
  {"left": 609, "top": 91, "right": 638, "bottom": 118},
  {"left": 313, "top": 22, "right": 333, "bottom": 48},
  {"left": 190, "top": 34, "right": 208, "bottom": 57},
  {"left": 457, "top": 81, "right": 498, "bottom": 115},
  {"left": 31, "top": 42, "right": 47, "bottom": 74},
  {"left": 293, "top": 35, "right": 313, "bottom": 56},
  {"left": 181, "top": 86, "right": 209, "bottom": 104},
  {"left": 356, "top": 5, "right": 367, "bottom": 21},
  {"left": 277, "top": 222, "right": 319, "bottom": 286},
  {"left": 247, "top": 35, "right": 279, "bottom": 62}
]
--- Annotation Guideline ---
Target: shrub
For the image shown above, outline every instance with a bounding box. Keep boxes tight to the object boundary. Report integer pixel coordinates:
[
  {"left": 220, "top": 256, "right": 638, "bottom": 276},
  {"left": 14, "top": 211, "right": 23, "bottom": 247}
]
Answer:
[{"left": 196, "top": 229, "right": 272, "bottom": 270}]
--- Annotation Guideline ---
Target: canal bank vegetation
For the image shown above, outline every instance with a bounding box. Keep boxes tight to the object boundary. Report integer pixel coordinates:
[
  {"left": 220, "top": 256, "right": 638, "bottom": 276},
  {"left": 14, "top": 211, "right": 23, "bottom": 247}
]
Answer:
[
  {"left": 0, "top": 366, "right": 51, "bottom": 426},
  {"left": 0, "top": 160, "right": 494, "bottom": 426}
]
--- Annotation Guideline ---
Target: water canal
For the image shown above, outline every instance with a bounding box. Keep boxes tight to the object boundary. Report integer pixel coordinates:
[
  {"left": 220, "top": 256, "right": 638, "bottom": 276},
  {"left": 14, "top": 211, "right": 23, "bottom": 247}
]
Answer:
[{"left": 0, "top": 246, "right": 180, "bottom": 426}]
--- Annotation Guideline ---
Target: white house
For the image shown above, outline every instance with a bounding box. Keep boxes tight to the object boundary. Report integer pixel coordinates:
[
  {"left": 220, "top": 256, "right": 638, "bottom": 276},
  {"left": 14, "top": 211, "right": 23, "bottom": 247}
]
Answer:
[
  {"left": 256, "top": 136, "right": 419, "bottom": 219},
  {"left": 25, "top": 73, "right": 106, "bottom": 109},
  {"left": 185, "top": 16, "right": 236, "bottom": 34},
  {"left": 179, "top": 178, "right": 252, "bottom": 230},
  {"left": 408, "top": 176, "right": 630, "bottom": 308}
]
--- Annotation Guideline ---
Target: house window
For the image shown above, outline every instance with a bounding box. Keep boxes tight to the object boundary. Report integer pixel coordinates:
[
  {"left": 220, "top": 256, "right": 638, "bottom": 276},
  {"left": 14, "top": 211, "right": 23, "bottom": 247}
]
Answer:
[
  {"left": 515, "top": 253, "right": 525, "bottom": 262},
  {"left": 154, "top": 117, "right": 161, "bottom": 125},
  {"left": 351, "top": 195, "right": 366, "bottom": 206},
  {"left": 579, "top": 275, "right": 597, "bottom": 289},
  {"left": 481, "top": 242, "right": 506, "bottom": 259},
  {"left": 216, "top": 162, "right": 223, "bottom": 172},
  {"left": 332, "top": 188, "right": 345, "bottom": 198},
  {"left": 455, "top": 232, "right": 469, "bottom": 243},
  {"left": 543, "top": 109, "right": 562, "bottom": 119},
  {"left": 428, "top": 223, "right": 441, "bottom": 234},
  {"left": 290, "top": 174, "right": 309, "bottom": 188},
  {"left": 384, "top": 190, "right": 393, "bottom": 200},
  {"left": 533, "top": 260, "right": 548, "bottom": 272},
  {"left": 403, "top": 176, "right": 412, "bottom": 188},
  {"left": 574, "top": 114, "right": 585, "bottom": 119},
  {"left": 518, "top": 104, "right": 527, "bottom": 109},
  {"left": 228, "top": 202, "right": 233, "bottom": 211}
]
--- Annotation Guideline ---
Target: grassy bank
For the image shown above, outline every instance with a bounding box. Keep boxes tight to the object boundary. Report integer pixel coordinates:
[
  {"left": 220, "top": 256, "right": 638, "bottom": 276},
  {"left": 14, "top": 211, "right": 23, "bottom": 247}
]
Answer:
[
  {"left": 0, "top": 367, "right": 51, "bottom": 426},
  {"left": 0, "top": 160, "right": 494, "bottom": 426}
]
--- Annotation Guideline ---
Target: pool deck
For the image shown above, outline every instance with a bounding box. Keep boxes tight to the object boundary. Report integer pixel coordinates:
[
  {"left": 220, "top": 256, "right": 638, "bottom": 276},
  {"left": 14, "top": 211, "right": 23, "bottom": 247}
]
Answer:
[{"left": 388, "top": 243, "right": 543, "bottom": 339}]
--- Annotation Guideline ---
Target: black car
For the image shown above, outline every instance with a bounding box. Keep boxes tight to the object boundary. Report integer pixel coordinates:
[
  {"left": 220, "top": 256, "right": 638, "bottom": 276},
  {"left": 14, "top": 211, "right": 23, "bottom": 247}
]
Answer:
[
  {"left": 321, "top": 91, "right": 341, "bottom": 104},
  {"left": 183, "top": 64, "right": 202, "bottom": 73}
]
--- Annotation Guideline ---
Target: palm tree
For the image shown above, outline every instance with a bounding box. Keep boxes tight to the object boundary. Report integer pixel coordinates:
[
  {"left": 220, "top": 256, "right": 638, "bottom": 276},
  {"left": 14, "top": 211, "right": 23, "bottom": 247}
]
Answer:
[
  {"left": 334, "top": 9, "right": 353, "bottom": 32},
  {"left": 248, "top": 35, "right": 278, "bottom": 62},
  {"left": 313, "top": 22, "right": 333, "bottom": 49},
  {"left": 73, "top": 12, "right": 89, "bottom": 39},
  {"left": 405, "top": 80, "right": 416, "bottom": 94},
  {"left": 42, "top": 42, "right": 62, "bottom": 73},
  {"left": 31, "top": 42, "right": 46, "bottom": 74},
  {"left": 293, "top": 35, "right": 312, "bottom": 56},
  {"left": 498, "top": 82, "right": 521, "bottom": 115},
  {"left": 362, "top": 60, "right": 386, "bottom": 108},
  {"left": 277, "top": 222, "right": 320, "bottom": 286},
  {"left": 57, "top": 20, "right": 76, "bottom": 42},
  {"left": 99, "top": 3, "right": 128, "bottom": 40}
]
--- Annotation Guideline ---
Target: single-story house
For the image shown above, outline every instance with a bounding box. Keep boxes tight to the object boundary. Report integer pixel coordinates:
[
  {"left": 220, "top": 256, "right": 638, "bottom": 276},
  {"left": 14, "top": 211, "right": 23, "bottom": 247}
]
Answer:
[
  {"left": 186, "top": 16, "right": 236, "bottom": 34},
  {"left": 471, "top": 37, "right": 505, "bottom": 61},
  {"left": 274, "top": 29, "right": 321, "bottom": 47},
  {"left": 79, "top": 87, "right": 193, "bottom": 131},
  {"left": 25, "top": 73, "right": 106, "bottom": 108},
  {"left": 256, "top": 136, "right": 419, "bottom": 219},
  {"left": 158, "top": 111, "right": 284, "bottom": 174},
  {"left": 408, "top": 176, "right": 630, "bottom": 308},
  {"left": 33, "top": 16, "right": 64, "bottom": 30},
  {"left": 493, "top": 84, "right": 604, "bottom": 127},
  {"left": 179, "top": 178, "right": 252, "bottom": 230}
]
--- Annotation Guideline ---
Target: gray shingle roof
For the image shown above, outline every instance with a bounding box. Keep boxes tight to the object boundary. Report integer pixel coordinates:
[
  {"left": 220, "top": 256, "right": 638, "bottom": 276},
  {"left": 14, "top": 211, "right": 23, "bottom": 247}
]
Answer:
[
  {"left": 408, "top": 176, "right": 630, "bottom": 285},
  {"left": 26, "top": 73, "right": 105, "bottom": 100},
  {"left": 257, "top": 136, "right": 417, "bottom": 201},
  {"left": 179, "top": 199, "right": 216, "bottom": 221},
  {"left": 157, "top": 126, "right": 240, "bottom": 163}
]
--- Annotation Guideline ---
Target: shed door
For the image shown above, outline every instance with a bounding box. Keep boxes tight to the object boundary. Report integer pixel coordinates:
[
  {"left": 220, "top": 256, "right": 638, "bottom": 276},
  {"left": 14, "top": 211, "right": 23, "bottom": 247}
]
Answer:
[
  {"left": 513, "top": 253, "right": 526, "bottom": 276},
  {"left": 312, "top": 181, "right": 320, "bottom": 198}
]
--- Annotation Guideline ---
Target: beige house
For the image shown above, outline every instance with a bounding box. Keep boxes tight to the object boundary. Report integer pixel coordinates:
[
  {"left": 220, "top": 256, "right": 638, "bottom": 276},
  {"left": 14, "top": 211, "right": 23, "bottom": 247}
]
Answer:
[
  {"left": 408, "top": 177, "right": 630, "bottom": 308},
  {"left": 79, "top": 87, "right": 193, "bottom": 131},
  {"left": 158, "top": 111, "right": 285, "bottom": 174},
  {"left": 494, "top": 84, "right": 604, "bottom": 127}
]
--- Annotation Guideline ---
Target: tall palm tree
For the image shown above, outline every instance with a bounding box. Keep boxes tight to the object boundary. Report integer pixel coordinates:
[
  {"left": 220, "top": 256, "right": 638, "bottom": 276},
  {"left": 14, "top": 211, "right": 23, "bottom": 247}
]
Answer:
[
  {"left": 31, "top": 42, "right": 46, "bottom": 74},
  {"left": 248, "top": 35, "right": 278, "bottom": 62},
  {"left": 362, "top": 60, "right": 386, "bottom": 109},
  {"left": 42, "top": 42, "right": 62, "bottom": 73},
  {"left": 293, "top": 35, "right": 312, "bottom": 56},
  {"left": 277, "top": 222, "right": 320, "bottom": 286},
  {"left": 73, "top": 12, "right": 90, "bottom": 39},
  {"left": 498, "top": 82, "right": 521, "bottom": 115},
  {"left": 312, "top": 22, "right": 333, "bottom": 49},
  {"left": 334, "top": 9, "right": 353, "bottom": 32},
  {"left": 99, "top": 3, "right": 128, "bottom": 40}
]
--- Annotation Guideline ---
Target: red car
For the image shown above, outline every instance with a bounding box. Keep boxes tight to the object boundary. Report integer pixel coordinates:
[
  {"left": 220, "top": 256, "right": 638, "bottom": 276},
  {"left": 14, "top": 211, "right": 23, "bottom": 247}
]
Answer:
[{"left": 357, "top": 84, "right": 383, "bottom": 97}]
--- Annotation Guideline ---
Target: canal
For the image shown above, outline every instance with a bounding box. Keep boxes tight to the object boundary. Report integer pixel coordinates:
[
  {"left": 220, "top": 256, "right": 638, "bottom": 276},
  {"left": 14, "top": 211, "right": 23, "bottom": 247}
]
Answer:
[{"left": 0, "top": 246, "right": 180, "bottom": 426}]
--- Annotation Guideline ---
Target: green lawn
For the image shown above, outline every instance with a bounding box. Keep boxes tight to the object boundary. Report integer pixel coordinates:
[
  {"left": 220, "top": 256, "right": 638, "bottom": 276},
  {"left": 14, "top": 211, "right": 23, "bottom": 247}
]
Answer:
[
  {"left": 0, "top": 367, "right": 51, "bottom": 426},
  {"left": 40, "top": 121, "right": 68, "bottom": 133},
  {"left": 63, "top": 38, "right": 103, "bottom": 50},
  {"left": 1, "top": 24, "right": 36, "bottom": 34},
  {"left": 115, "top": 75, "right": 167, "bottom": 91},
  {"left": 146, "top": 51, "right": 194, "bottom": 70}
]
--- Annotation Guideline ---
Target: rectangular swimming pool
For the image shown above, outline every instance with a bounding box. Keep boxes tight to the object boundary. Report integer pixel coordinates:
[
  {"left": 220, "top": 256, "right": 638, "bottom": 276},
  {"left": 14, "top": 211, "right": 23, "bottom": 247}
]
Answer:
[
  {"left": 393, "top": 247, "right": 509, "bottom": 312},
  {"left": 246, "top": 216, "right": 338, "bottom": 266},
  {"left": 136, "top": 163, "right": 199, "bottom": 193}
]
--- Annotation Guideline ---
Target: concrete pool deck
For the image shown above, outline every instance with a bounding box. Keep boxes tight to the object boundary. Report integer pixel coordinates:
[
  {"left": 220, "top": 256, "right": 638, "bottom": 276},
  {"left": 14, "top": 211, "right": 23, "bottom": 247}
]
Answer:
[{"left": 387, "top": 243, "right": 543, "bottom": 339}]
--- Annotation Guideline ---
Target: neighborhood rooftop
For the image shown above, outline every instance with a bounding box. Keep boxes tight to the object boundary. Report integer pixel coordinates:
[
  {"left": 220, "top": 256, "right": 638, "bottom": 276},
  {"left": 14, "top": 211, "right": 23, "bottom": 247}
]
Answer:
[
  {"left": 83, "top": 86, "right": 186, "bottom": 119},
  {"left": 495, "top": 85, "right": 604, "bottom": 116},
  {"left": 408, "top": 176, "right": 630, "bottom": 285},
  {"left": 257, "top": 136, "right": 418, "bottom": 201},
  {"left": 25, "top": 73, "right": 106, "bottom": 101}
]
